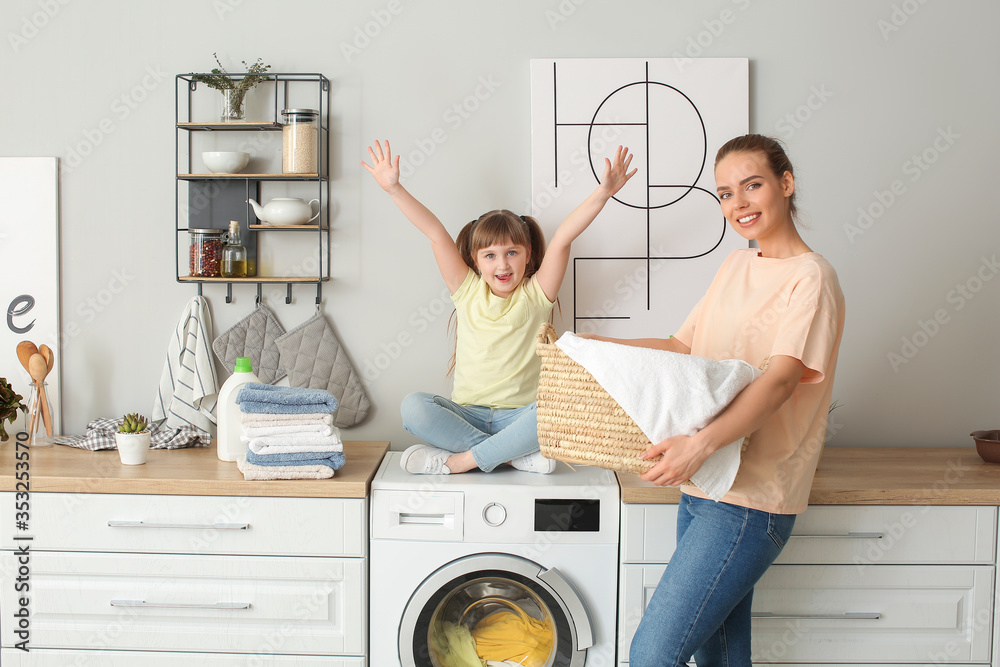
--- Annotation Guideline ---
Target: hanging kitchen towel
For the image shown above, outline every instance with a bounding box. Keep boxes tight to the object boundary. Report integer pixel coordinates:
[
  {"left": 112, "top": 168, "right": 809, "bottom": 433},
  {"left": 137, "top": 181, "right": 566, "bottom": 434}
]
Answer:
[
  {"left": 152, "top": 295, "right": 219, "bottom": 434},
  {"left": 212, "top": 304, "right": 287, "bottom": 384},
  {"left": 275, "top": 313, "right": 371, "bottom": 428},
  {"left": 555, "top": 331, "right": 761, "bottom": 501}
]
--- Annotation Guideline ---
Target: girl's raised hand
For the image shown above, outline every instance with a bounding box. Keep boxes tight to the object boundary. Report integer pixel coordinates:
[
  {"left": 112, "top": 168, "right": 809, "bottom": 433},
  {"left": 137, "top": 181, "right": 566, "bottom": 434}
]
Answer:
[
  {"left": 599, "top": 145, "right": 637, "bottom": 197},
  {"left": 361, "top": 140, "right": 400, "bottom": 193}
]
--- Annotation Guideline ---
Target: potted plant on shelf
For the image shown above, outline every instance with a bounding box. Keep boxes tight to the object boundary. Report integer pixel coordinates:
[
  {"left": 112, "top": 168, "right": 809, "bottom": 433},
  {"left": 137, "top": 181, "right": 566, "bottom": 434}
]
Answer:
[
  {"left": 192, "top": 53, "right": 271, "bottom": 122},
  {"left": 116, "top": 413, "right": 151, "bottom": 465},
  {"left": 0, "top": 378, "right": 27, "bottom": 442}
]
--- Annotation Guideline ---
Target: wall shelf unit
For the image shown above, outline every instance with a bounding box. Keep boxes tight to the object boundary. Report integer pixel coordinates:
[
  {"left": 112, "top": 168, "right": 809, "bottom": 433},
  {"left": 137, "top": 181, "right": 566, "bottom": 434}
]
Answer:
[{"left": 174, "top": 72, "right": 331, "bottom": 305}]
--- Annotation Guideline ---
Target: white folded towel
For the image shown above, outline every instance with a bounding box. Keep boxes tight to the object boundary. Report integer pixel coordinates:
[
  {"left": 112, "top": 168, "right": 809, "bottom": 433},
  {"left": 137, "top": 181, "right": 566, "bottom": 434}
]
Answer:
[
  {"left": 249, "top": 442, "right": 344, "bottom": 456},
  {"left": 246, "top": 432, "right": 343, "bottom": 456},
  {"left": 237, "top": 456, "right": 334, "bottom": 480},
  {"left": 241, "top": 423, "right": 336, "bottom": 440},
  {"left": 555, "top": 332, "right": 761, "bottom": 500},
  {"left": 241, "top": 412, "right": 334, "bottom": 427}
]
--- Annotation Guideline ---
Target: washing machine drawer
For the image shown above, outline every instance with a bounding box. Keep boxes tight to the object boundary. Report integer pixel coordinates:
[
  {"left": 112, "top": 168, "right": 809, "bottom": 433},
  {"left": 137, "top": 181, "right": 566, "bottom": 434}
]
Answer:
[
  {"left": 0, "top": 551, "right": 366, "bottom": 655},
  {"left": 372, "top": 489, "right": 465, "bottom": 541}
]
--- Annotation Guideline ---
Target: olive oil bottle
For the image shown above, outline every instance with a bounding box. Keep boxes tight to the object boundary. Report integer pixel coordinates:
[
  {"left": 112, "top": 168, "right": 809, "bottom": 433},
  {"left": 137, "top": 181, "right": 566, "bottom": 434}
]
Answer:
[{"left": 220, "top": 220, "right": 248, "bottom": 278}]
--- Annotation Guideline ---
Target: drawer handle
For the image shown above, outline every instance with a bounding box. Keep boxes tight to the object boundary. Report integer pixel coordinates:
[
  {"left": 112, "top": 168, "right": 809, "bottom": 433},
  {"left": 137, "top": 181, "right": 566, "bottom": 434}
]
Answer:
[
  {"left": 752, "top": 612, "right": 881, "bottom": 620},
  {"left": 110, "top": 600, "right": 252, "bottom": 610},
  {"left": 398, "top": 513, "right": 451, "bottom": 526},
  {"left": 791, "top": 532, "right": 883, "bottom": 539},
  {"left": 107, "top": 520, "right": 250, "bottom": 530}
]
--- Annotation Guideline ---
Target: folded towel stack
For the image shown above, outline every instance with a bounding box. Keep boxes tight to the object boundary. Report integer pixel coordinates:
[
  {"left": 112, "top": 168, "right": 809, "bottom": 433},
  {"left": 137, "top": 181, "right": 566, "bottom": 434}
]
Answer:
[{"left": 234, "top": 384, "right": 343, "bottom": 480}]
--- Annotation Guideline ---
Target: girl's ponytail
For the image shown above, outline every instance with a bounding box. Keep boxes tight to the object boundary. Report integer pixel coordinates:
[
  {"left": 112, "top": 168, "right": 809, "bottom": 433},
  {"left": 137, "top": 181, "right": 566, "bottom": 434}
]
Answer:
[
  {"left": 519, "top": 215, "right": 546, "bottom": 280},
  {"left": 455, "top": 219, "right": 480, "bottom": 272}
]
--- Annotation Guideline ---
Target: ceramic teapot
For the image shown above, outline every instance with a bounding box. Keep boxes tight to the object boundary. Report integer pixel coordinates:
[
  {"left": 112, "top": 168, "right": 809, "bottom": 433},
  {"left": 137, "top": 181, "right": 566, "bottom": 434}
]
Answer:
[{"left": 247, "top": 198, "right": 320, "bottom": 226}]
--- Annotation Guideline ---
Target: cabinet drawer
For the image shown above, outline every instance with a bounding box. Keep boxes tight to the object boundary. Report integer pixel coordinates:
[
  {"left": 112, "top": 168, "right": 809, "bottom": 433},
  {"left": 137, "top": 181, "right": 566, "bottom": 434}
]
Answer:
[
  {"left": 776, "top": 505, "right": 996, "bottom": 565},
  {"left": 620, "top": 564, "right": 993, "bottom": 664},
  {"left": 0, "top": 551, "right": 366, "bottom": 655},
  {"left": 0, "top": 648, "right": 365, "bottom": 666},
  {"left": 621, "top": 504, "right": 995, "bottom": 564},
  {"left": 752, "top": 565, "right": 993, "bottom": 662},
  {"left": 0, "top": 492, "right": 366, "bottom": 557}
]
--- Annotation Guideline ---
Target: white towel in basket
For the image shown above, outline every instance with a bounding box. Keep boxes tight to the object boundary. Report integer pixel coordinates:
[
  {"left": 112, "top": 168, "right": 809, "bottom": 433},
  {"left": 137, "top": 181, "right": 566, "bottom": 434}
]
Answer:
[{"left": 555, "top": 332, "right": 761, "bottom": 500}]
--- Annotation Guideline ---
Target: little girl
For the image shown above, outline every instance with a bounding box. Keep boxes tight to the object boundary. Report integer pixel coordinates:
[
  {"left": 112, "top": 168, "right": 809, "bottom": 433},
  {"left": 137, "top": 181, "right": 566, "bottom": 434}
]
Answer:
[{"left": 362, "top": 139, "right": 635, "bottom": 475}]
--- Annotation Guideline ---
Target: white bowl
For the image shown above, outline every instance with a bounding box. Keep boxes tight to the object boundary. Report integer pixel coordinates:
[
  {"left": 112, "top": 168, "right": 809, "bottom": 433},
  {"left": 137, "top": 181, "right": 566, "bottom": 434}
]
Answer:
[{"left": 202, "top": 151, "right": 250, "bottom": 174}]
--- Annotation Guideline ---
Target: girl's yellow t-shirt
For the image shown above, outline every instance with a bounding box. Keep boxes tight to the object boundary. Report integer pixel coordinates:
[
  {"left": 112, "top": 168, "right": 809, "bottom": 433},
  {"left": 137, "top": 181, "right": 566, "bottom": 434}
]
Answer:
[
  {"left": 450, "top": 269, "right": 555, "bottom": 409},
  {"left": 675, "top": 249, "right": 845, "bottom": 515}
]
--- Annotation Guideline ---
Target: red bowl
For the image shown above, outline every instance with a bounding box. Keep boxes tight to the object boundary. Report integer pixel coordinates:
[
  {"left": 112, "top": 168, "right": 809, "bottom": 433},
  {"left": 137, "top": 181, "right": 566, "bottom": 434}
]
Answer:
[{"left": 971, "top": 430, "right": 1000, "bottom": 464}]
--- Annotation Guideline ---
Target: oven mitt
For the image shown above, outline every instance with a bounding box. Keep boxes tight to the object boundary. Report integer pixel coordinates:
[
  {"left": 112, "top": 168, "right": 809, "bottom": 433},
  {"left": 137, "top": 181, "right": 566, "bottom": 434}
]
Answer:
[
  {"left": 274, "top": 313, "right": 371, "bottom": 428},
  {"left": 212, "top": 304, "right": 287, "bottom": 385}
]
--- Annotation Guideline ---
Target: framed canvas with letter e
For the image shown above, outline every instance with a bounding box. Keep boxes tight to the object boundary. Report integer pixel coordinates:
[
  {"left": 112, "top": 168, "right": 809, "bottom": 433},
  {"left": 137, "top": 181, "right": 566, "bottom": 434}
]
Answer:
[{"left": 1, "top": 157, "right": 61, "bottom": 435}]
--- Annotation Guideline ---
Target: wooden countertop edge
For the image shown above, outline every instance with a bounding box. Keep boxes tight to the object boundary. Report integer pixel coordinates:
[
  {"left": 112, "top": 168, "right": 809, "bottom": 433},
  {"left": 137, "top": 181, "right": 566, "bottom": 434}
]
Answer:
[
  {"left": 0, "top": 441, "right": 390, "bottom": 499},
  {"left": 618, "top": 446, "right": 1000, "bottom": 505}
]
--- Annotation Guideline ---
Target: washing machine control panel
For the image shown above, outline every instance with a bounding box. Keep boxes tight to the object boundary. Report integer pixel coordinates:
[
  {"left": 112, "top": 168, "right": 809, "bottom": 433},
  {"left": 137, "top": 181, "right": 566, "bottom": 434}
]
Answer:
[{"left": 482, "top": 502, "right": 507, "bottom": 526}]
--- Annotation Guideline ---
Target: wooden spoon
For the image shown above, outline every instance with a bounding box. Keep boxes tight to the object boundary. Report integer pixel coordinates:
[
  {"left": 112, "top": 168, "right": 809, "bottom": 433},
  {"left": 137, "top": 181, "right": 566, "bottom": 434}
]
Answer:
[
  {"left": 27, "top": 353, "right": 53, "bottom": 438},
  {"left": 16, "top": 341, "right": 37, "bottom": 373},
  {"left": 39, "top": 344, "right": 54, "bottom": 373}
]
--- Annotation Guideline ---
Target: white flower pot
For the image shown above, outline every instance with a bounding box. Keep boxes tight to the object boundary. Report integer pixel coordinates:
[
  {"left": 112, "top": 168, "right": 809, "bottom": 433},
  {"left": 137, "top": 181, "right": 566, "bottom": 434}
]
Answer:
[{"left": 115, "top": 432, "right": 151, "bottom": 465}]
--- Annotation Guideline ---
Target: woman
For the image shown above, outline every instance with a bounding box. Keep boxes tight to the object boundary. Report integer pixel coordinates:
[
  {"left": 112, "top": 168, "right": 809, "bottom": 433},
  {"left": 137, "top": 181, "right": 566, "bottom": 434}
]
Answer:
[{"left": 595, "top": 134, "right": 845, "bottom": 665}]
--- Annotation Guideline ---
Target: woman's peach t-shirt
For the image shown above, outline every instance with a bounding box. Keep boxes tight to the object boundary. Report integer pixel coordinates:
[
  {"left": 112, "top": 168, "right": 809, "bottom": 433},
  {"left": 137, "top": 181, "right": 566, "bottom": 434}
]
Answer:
[{"left": 674, "top": 249, "right": 845, "bottom": 514}]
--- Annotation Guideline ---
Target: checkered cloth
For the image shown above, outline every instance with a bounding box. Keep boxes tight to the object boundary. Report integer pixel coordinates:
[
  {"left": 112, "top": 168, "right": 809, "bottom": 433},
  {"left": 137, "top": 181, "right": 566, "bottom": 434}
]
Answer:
[{"left": 54, "top": 418, "right": 210, "bottom": 451}]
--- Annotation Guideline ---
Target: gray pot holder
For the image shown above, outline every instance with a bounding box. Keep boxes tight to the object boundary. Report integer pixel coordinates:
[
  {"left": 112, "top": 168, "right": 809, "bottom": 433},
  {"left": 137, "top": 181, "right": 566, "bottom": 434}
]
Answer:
[
  {"left": 275, "top": 313, "right": 371, "bottom": 428},
  {"left": 213, "top": 305, "right": 287, "bottom": 384}
]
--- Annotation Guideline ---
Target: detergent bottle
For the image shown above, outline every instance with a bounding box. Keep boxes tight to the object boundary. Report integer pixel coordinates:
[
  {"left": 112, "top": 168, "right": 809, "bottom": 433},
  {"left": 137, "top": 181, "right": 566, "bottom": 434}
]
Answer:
[{"left": 216, "top": 357, "right": 259, "bottom": 461}]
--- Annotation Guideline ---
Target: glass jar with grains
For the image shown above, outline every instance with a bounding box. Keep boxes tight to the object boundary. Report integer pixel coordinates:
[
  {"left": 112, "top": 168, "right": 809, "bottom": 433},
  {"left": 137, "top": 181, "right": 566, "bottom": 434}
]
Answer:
[
  {"left": 281, "top": 108, "right": 319, "bottom": 174},
  {"left": 189, "top": 228, "right": 224, "bottom": 278}
]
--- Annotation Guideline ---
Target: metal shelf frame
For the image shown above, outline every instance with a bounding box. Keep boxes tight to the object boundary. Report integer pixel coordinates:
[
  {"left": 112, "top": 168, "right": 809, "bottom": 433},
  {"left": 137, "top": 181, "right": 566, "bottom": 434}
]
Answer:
[{"left": 174, "top": 72, "right": 331, "bottom": 305}]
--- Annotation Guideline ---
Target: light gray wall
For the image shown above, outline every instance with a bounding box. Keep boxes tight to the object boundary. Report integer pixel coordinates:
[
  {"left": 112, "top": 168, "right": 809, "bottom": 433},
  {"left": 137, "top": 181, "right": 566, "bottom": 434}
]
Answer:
[{"left": 3, "top": 0, "right": 997, "bottom": 449}]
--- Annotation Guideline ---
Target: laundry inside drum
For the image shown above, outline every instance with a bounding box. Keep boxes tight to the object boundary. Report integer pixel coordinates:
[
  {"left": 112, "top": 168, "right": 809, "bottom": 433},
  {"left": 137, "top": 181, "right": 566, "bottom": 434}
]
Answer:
[{"left": 427, "top": 576, "right": 557, "bottom": 667}]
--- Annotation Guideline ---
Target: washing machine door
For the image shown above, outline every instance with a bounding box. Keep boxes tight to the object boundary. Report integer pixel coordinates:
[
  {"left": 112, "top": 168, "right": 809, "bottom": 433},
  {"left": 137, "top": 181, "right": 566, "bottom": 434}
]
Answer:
[{"left": 399, "top": 553, "right": 593, "bottom": 667}]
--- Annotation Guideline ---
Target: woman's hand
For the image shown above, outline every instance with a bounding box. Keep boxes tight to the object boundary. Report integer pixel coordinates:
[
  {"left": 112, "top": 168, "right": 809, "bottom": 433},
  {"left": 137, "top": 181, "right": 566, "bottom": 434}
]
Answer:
[
  {"left": 361, "top": 140, "right": 400, "bottom": 193},
  {"left": 598, "top": 145, "right": 637, "bottom": 198},
  {"left": 639, "top": 433, "right": 712, "bottom": 487}
]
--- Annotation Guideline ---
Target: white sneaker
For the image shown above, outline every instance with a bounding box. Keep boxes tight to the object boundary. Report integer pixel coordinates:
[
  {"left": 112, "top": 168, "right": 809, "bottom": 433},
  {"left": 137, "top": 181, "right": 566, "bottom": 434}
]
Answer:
[
  {"left": 509, "top": 451, "right": 556, "bottom": 474},
  {"left": 400, "top": 444, "right": 452, "bottom": 475}
]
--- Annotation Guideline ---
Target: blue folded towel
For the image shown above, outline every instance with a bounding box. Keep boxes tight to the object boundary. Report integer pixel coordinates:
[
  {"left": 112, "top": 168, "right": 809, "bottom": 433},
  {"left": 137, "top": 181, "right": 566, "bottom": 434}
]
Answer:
[
  {"left": 236, "top": 384, "right": 338, "bottom": 415},
  {"left": 245, "top": 449, "right": 346, "bottom": 470}
]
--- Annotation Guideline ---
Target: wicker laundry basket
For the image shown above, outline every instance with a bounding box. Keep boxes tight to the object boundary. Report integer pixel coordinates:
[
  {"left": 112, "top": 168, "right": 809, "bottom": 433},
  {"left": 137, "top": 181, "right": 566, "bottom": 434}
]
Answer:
[{"left": 535, "top": 322, "right": 755, "bottom": 476}]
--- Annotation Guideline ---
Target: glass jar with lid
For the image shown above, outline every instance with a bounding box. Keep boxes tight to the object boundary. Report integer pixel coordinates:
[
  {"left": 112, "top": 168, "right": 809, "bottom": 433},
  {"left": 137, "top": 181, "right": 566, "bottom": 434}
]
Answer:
[
  {"left": 281, "top": 108, "right": 319, "bottom": 174},
  {"left": 189, "top": 228, "right": 224, "bottom": 277}
]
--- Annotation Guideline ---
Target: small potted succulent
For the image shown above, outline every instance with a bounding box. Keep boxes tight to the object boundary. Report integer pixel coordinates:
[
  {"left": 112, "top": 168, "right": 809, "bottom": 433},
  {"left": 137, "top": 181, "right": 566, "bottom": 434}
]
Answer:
[
  {"left": 192, "top": 53, "right": 271, "bottom": 122},
  {"left": 0, "top": 378, "right": 27, "bottom": 442},
  {"left": 116, "top": 413, "right": 151, "bottom": 465}
]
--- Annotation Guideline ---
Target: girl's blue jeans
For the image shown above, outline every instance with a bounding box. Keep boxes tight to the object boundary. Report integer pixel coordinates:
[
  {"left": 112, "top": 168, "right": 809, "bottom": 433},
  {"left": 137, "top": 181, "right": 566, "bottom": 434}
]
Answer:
[
  {"left": 630, "top": 493, "right": 796, "bottom": 667},
  {"left": 399, "top": 391, "right": 540, "bottom": 472}
]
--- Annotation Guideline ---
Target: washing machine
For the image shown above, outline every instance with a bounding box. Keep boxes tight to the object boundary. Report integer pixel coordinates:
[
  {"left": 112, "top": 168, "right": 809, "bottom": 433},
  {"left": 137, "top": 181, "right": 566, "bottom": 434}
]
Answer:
[{"left": 370, "top": 452, "right": 620, "bottom": 667}]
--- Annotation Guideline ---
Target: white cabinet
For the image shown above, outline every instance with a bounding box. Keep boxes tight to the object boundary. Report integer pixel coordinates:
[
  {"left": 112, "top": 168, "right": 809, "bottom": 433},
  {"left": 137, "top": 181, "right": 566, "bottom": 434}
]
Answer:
[
  {"left": 0, "top": 492, "right": 368, "bottom": 665},
  {"left": 0, "top": 649, "right": 365, "bottom": 665},
  {"left": 619, "top": 504, "right": 997, "bottom": 665}
]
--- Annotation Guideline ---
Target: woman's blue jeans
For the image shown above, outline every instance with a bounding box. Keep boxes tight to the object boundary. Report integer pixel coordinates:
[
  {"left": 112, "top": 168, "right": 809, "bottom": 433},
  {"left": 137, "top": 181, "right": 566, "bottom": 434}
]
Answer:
[
  {"left": 399, "top": 391, "right": 540, "bottom": 472},
  {"left": 629, "top": 493, "right": 796, "bottom": 666}
]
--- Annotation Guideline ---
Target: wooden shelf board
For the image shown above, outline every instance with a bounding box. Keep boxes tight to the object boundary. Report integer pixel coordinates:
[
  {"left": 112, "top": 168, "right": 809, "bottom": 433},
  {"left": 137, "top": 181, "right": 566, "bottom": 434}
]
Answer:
[
  {"left": 179, "top": 173, "right": 321, "bottom": 180},
  {"left": 177, "top": 121, "right": 280, "bottom": 131},
  {"left": 249, "top": 224, "right": 329, "bottom": 231},
  {"left": 178, "top": 276, "right": 329, "bottom": 283}
]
